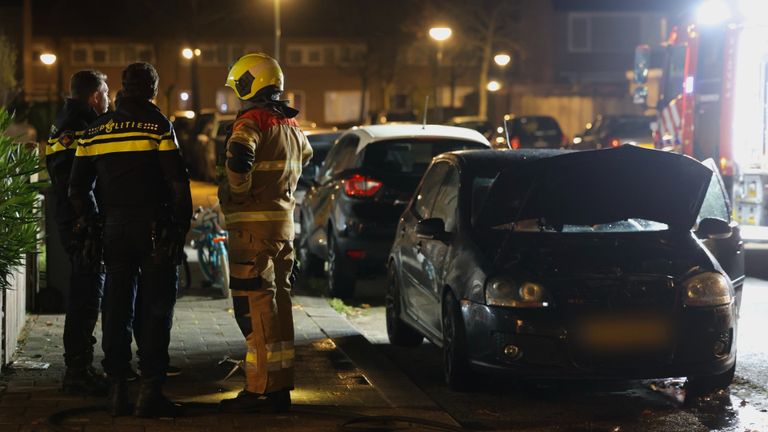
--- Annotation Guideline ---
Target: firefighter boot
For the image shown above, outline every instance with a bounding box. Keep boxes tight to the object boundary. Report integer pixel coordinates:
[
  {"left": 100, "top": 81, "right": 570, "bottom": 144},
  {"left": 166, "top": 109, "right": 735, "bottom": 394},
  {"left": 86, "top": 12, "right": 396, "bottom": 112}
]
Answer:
[
  {"left": 106, "top": 379, "right": 130, "bottom": 417},
  {"left": 62, "top": 366, "right": 108, "bottom": 396},
  {"left": 219, "top": 389, "right": 291, "bottom": 413},
  {"left": 133, "top": 377, "right": 180, "bottom": 418}
]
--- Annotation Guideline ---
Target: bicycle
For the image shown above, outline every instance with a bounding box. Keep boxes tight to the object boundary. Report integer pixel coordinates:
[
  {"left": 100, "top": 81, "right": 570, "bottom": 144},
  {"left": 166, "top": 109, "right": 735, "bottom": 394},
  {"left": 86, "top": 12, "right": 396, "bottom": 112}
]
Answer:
[{"left": 190, "top": 205, "right": 230, "bottom": 298}]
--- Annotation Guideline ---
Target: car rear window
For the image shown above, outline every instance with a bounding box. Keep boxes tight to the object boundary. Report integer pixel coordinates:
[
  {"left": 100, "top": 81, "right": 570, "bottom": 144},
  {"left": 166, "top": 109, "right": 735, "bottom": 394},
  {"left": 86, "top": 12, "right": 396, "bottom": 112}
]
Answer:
[
  {"left": 362, "top": 139, "right": 487, "bottom": 175},
  {"left": 307, "top": 133, "right": 341, "bottom": 165},
  {"left": 513, "top": 117, "right": 562, "bottom": 139}
]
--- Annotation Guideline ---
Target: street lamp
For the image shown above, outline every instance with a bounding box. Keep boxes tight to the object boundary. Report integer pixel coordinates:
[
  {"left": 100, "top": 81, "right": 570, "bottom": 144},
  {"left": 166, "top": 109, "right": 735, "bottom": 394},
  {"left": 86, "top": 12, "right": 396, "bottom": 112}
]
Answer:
[
  {"left": 429, "top": 26, "right": 452, "bottom": 110},
  {"left": 494, "top": 53, "right": 511, "bottom": 67},
  {"left": 487, "top": 80, "right": 501, "bottom": 92},
  {"left": 39, "top": 53, "right": 57, "bottom": 65},
  {"left": 181, "top": 47, "right": 201, "bottom": 115}
]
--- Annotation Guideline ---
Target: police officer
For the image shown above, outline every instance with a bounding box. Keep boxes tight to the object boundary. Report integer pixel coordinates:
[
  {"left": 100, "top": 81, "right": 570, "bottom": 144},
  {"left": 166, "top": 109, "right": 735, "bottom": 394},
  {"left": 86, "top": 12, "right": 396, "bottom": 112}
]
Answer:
[
  {"left": 218, "top": 53, "right": 312, "bottom": 413},
  {"left": 46, "top": 70, "right": 109, "bottom": 395},
  {"left": 69, "top": 62, "right": 192, "bottom": 417}
]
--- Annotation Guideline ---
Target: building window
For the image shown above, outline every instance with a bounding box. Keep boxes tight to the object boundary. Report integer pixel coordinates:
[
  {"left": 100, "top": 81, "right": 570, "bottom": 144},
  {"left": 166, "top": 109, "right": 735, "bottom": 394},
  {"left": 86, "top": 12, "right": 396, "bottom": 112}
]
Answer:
[
  {"left": 325, "top": 90, "right": 368, "bottom": 124},
  {"left": 72, "top": 46, "right": 88, "bottom": 65},
  {"left": 568, "top": 12, "right": 663, "bottom": 54},
  {"left": 286, "top": 43, "right": 366, "bottom": 67},
  {"left": 92, "top": 47, "right": 108, "bottom": 64}
]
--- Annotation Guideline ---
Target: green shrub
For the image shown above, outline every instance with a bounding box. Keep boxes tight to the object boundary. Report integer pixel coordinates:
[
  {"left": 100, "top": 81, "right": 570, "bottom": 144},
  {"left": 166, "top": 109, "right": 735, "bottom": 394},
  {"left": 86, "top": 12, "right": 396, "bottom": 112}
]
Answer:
[{"left": 0, "top": 108, "right": 42, "bottom": 289}]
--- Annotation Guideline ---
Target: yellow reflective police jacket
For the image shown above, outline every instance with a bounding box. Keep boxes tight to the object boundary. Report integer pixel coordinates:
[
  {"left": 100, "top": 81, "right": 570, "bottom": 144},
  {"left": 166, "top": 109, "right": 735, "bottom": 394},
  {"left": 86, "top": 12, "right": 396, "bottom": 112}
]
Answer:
[
  {"left": 69, "top": 96, "right": 191, "bottom": 225},
  {"left": 46, "top": 98, "right": 98, "bottom": 225},
  {"left": 219, "top": 104, "right": 313, "bottom": 240}
]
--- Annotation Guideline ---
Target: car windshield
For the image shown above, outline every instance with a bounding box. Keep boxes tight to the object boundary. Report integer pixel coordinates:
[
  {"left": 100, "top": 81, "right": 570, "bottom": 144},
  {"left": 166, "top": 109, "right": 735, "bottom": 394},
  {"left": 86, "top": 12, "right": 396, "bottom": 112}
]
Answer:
[
  {"left": 472, "top": 174, "right": 669, "bottom": 233},
  {"left": 607, "top": 117, "right": 653, "bottom": 137},
  {"left": 513, "top": 117, "right": 562, "bottom": 139},
  {"left": 363, "top": 139, "right": 486, "bottom": 176}
]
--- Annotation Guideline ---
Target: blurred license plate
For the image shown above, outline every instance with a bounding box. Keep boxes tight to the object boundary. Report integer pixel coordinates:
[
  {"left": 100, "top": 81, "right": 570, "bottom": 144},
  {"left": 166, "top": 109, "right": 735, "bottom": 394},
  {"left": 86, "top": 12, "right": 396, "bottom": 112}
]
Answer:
[
  {"left": 638, "top": 143, "right": 655, "bottom": 149},
  {"left": 579, "top": 316, "right": 669, "bottom": 350},
  {"left": 534, "top": 140, "right": 549, "bottom": 148}
]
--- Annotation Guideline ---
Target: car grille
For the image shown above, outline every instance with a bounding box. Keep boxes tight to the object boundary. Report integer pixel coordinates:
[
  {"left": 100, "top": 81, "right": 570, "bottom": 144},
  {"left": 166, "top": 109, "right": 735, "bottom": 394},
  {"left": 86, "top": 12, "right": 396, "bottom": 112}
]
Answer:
[{"left": 553, "top": 275, "right": 677, "bottom": 315}]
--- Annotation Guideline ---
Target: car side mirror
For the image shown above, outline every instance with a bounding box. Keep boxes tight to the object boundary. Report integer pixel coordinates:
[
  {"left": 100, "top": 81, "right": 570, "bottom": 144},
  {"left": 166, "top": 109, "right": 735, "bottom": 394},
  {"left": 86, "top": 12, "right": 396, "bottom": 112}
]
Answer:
[
  {"left": 697, "top": 217, "right": 732, "bottom": 239},
  {"left": 416, "top": 218, "right": 448, "bottom": 241}
]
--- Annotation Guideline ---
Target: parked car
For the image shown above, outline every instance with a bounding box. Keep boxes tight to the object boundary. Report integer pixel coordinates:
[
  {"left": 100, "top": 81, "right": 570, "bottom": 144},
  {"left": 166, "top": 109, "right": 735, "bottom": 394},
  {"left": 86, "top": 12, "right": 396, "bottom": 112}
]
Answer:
[
  {"left": 294, "top": 128, "right": 344, "bottom": 237},
  {"left": 298, "top": 124, "right": 491, "bottom": 298},
  {"left": 571, "top": 115, "right": 655, "bottom": 150},
  {"left": 387, "top": 145, "right": 744, "bottom": 395},
  {"left": 172, "top": 110, "right": 235, "bottom": 181},
  {"left": 445, "top": 116, "right": 494, "bottom": 140},
  {"left": 492, "top": 115, "right": 567, "bottom": 150}
]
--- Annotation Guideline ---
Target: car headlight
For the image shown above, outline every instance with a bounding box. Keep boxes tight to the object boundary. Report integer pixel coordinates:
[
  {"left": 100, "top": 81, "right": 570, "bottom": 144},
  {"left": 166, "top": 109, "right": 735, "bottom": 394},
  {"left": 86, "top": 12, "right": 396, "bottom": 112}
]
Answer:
[
  {"left": 683, "top": 272, "right": 732, "bottom": 307},
  {"left": 485, "top": 277, "right": 549, "bottom": 308}
]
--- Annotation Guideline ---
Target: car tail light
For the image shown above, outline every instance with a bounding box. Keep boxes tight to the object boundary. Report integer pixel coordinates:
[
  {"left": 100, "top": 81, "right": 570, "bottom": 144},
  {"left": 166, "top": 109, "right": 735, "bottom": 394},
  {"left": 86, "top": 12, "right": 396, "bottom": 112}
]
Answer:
[
  {"left": 511, "top": 136, "right": 521, "bottom": 150},
  {"left": 213, "top": 236, "right": 227, "bottom": 244},
  {"left": 346, "top": 249, "right": 366, "bottom": 260},
  {"left": 610, "top": 138, "right": 621, "bottom": 148},
  {"left": 561, "top": 134, "right": 569, "bottom": 147},
  {"left": 344, "top": 174, "right": 382, "bottom": 197}
]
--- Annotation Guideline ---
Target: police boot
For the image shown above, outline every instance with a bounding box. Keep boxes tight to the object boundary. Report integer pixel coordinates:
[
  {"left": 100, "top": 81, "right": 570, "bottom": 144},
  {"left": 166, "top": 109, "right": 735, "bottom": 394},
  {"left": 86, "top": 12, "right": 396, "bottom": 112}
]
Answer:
[
  {"left": 107, "top": 379, "right": 131, "bottom": 417},
  {"left": 219, "top": 389, "right": 291, "bottom": 413},
  {"left": 133, "top": 377, "right": 180, "bottom": 418},
  {"left": 62, "top": 366, "right": 108, "bottom": 396}
]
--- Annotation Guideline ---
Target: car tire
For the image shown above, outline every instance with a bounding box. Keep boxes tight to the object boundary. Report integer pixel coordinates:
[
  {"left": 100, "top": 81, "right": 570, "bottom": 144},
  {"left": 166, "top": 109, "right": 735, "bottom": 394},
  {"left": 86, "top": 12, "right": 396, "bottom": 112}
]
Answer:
[
  {"left": 686, "top": 362, "right": 736, "bottom": 398},
  {"left": 385, "top": 264, "right": 424, "bottom": 347},
  {"left": 327, "top": 231, "right": 355, "bottom": 299},
  {"left": 443, "top": 290, "right": 472, "bottom": 391}
]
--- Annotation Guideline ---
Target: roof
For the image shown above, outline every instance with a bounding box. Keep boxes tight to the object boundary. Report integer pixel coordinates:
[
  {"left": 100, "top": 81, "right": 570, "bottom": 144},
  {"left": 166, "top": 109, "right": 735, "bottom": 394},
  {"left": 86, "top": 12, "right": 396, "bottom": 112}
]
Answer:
[{"left": 351, "top": 124, "right": 491, "bottom": 148}]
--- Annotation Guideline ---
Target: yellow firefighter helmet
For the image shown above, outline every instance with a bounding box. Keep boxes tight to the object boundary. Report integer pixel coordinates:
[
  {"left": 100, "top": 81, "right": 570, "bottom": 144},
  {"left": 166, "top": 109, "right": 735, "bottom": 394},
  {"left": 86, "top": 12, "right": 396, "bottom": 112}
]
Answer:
[{"left": 225, "top": 53, "right": 284, "bottom": 101}]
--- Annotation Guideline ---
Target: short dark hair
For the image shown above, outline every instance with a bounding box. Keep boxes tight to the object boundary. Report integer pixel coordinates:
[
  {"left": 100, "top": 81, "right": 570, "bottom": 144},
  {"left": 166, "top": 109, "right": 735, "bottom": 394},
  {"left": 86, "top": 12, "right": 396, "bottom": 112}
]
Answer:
[
  {"left": 122, "top": 62, "right": 159, "bottom": 99},
  {"left": 70, "top": 70, "right": 106, "bottom": 100}
]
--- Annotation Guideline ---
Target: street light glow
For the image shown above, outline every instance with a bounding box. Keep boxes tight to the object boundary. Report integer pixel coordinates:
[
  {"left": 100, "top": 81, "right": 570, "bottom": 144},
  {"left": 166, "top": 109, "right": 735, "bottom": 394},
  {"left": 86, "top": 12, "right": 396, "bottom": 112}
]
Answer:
[
  {"left": 429, "top": 27, "right": 452, "bottom": 42},
  {"left": 487, "top": 80, "right": 502, "bottom": 92},
  {"left": 180, "top": 91, "right": 190, "bottom": 101},
  {"left": 182, "top": 48, "right": 194, "bottom": 59},
  {"left": 494, "top": 53, "right": 511, "bottom": 67},
  {"left": 194, "top": 48, "right": 202, "bottom": 57},
  {"left": 39, "top": 53, "right": 57, "bottom": 65}
]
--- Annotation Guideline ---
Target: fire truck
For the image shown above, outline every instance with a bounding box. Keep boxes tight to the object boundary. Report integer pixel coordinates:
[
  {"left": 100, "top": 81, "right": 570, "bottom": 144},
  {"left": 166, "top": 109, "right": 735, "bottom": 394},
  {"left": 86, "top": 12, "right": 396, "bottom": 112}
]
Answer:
[{"left": 633, "top": 0, "right": 768, "bottom": 240}]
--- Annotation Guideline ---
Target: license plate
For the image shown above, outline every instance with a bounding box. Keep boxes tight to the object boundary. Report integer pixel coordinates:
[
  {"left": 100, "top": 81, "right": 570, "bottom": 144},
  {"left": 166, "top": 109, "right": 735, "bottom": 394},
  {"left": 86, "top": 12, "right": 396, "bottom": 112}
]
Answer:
[
  {"left": 534, "top": 140, "right": 549, "bottom": 148},
  {"left": 578, "top": 316, "right": 669, "bottom": 351}
]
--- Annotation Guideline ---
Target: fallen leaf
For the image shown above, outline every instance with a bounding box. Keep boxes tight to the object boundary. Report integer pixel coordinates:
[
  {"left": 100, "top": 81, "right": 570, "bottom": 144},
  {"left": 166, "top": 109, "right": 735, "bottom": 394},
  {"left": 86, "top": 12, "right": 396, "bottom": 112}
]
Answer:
[
  {"left": 361, "top": 303, "right": 371, "bottom": 309},
  {"left": 740, "top": 400, "right": 748, "bottom": 407}
]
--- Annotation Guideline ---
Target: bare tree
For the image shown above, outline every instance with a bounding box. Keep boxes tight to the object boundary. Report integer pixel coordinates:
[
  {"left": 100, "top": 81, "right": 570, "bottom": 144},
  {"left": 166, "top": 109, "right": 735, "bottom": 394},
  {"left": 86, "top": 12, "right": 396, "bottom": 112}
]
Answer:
[
  {"left": 0, "top": 36, "right": 19, "bottom": 109},
  {"left": 423, "top": 0, "right": 523, "bottom": 118}
]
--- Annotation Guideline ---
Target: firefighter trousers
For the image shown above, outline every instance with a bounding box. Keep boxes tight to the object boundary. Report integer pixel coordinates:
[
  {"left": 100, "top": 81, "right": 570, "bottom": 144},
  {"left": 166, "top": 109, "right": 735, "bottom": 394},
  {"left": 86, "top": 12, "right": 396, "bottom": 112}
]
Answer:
[{"left": 228, "top": 229, "right": 294, "bottom": 395}]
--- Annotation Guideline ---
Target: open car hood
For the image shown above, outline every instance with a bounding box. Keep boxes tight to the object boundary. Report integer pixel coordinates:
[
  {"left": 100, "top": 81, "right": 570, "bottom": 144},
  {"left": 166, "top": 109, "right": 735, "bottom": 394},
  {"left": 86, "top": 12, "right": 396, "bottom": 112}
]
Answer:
[{"left": 478, "top": 146, "right": 713, "bottom": 230}]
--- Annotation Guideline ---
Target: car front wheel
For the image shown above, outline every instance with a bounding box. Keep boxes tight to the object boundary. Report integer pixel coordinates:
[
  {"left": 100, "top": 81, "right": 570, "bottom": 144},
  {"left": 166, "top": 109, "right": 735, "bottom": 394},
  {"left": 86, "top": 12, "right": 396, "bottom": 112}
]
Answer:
[
  {"left": 443, "top": 291, "right": 472, "bottom": 391},
  {"left": 385, "top": 264, "right": 423, "bottom": 347}
]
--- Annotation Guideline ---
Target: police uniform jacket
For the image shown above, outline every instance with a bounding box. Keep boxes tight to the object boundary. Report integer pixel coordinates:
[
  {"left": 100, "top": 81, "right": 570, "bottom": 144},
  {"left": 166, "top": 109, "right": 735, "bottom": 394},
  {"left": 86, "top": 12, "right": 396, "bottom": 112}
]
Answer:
[
  {"left": 68, "top": 96, "right": 192, "bottom": 226},
  {"left": 219, "top": 104, "right": 313, "bottom": 240},
  {"left": 46, "top": 98, "right": 98, "bottom": 225}
]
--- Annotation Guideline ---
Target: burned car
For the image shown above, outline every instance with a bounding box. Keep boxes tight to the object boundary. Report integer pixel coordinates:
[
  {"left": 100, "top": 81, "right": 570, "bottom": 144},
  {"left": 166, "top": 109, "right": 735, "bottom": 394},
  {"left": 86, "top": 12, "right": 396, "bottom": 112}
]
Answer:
[{"left": 386, "top": 146, "right": 744, "bottom": 394}]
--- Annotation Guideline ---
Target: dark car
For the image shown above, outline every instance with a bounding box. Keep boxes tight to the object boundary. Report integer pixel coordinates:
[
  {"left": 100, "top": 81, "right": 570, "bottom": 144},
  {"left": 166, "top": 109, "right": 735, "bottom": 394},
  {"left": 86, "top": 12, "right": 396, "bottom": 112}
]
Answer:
[
  {"left": 494, "top": 115, "right": 567, "bottom": 150},
  {"left": 300, "top": 129, "right": 343, "bottom": 189},
  {"left": 571, "top": 115, "right": 655, "bottom": 150},
  {"left": 298, "top": 124, "right": 491, "bottom": 298},
  {"left": 387, "top": 146, "right": 744, "bottom": 395}
]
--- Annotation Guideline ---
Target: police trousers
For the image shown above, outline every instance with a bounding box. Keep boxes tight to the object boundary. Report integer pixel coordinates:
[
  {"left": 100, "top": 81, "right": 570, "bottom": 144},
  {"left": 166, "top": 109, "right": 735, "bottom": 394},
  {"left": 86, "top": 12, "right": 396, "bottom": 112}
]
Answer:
[
  {"left": 59, "top": 222, "right": 105, "bottom": 369},
  {"left": 101, "top": 220, "right": 177, "bottom": 381},
  {"left": 228, "top": 229, "right": 294, "bottom": 394}
]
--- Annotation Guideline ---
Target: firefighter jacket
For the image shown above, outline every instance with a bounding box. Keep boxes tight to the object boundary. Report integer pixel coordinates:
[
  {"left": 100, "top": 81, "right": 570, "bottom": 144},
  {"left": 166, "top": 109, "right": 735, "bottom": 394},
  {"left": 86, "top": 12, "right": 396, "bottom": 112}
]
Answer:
[
  {"left": 68, "top": 96, "right": 192, "bottom": 227},
  {"left": 219, "top": 103, "right": 313, "bottom": 240},
  {"left": 46, "top": 98, "right": 99, "bottom": 225}
]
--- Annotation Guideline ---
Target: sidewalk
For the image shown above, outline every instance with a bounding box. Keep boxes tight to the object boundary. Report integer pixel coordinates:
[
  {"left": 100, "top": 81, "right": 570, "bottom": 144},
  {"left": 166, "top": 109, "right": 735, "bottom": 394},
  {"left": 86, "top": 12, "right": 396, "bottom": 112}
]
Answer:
[{"left": 0, "top": 291, "right": 458, "bottom": 431}]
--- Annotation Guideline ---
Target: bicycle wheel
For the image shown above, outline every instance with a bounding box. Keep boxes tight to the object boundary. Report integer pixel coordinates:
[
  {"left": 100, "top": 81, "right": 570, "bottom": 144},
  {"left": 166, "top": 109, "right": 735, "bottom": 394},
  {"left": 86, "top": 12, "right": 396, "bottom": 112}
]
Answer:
[
  {"left": 216, "top": 245, "right": 231, "bottom": 299},
  {"left": 197, "top": 242, "right": 215, "bottom": 283}
]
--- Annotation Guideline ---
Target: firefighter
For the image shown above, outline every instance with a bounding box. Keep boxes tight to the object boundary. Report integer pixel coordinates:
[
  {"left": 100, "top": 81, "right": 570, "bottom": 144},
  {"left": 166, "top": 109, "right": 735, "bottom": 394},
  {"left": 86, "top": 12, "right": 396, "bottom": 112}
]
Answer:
[
  {"left": 46, "top": 70, "right": 109, "bottom": 395},
  {"left": 69, "top": 62, "right": 192, "bottom": 418},
  {"left": 218, "top": 53, "right": 312, "bottom": 413}
]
